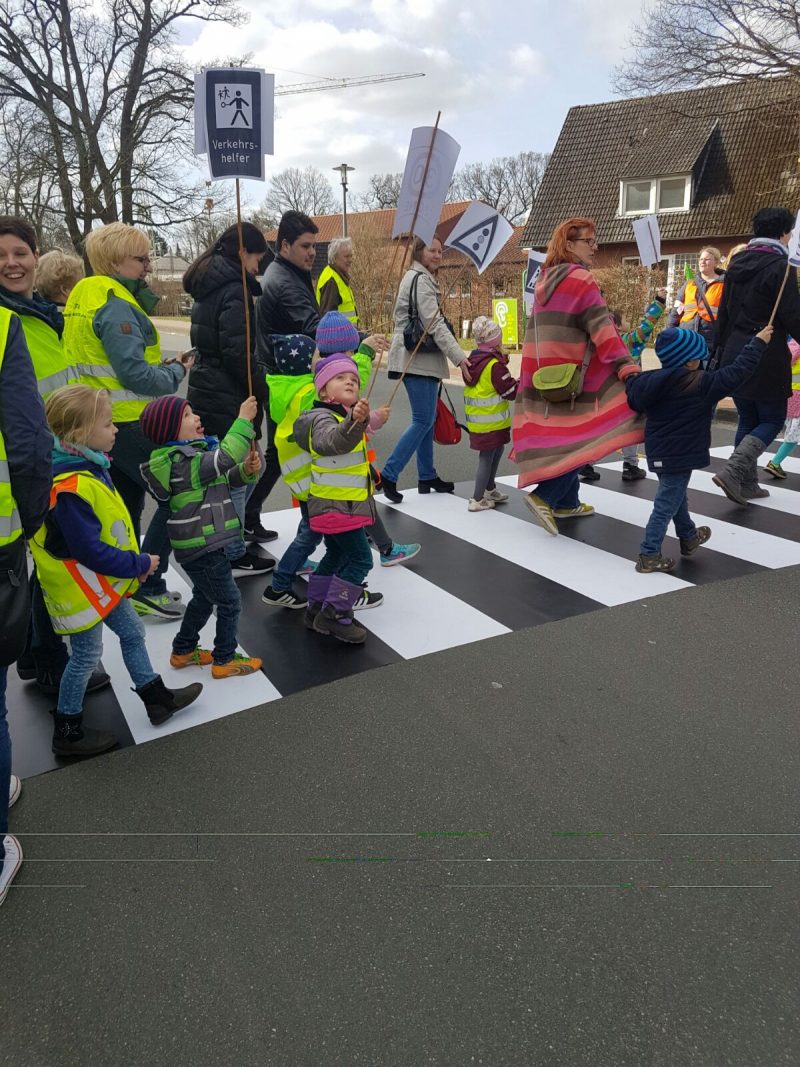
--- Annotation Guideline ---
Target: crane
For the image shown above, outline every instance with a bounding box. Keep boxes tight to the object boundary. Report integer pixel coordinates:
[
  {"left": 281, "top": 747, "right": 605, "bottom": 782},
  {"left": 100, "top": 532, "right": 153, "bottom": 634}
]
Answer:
[{"left": 274, "top": 72, "right": 424, "bottom": 96}]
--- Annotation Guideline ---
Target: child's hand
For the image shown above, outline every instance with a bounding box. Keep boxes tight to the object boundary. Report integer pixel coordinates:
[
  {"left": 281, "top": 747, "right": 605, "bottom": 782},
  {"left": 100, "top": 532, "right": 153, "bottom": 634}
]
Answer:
[
  {"left": 144, "top": 554, "right": 160, "bottom": 578},
  {"left": 364, "top": 333, "right": 389, "bottom": 354},
  {"left": 243, "top": 450, "right": 261, "bottom": 475},
  {"left": 756, "top": 324, "right": 774, "bottom": 344},
  {"left": 371, "top": 405, "right": 390, "bottom": 429},
  {"left": 239, "top": 396, "right": 257, "bottom": 420},
  {"left": 352, "top": 397, "right": 370, "bottom": 424}
]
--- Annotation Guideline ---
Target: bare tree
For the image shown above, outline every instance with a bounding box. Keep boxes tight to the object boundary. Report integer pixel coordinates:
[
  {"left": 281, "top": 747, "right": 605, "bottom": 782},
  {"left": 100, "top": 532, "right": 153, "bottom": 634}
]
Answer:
[
  {"left": 0, "top": 0, "right": 243, "bottom": 254},
  {"left": 261, "top": 166, "right": 337, "bottom": 218},
  {"left": 613, "top": 0, "right": 800, "bottom": 94},
  {"left": 353, "top": 172, "right": 403, "bottom": 210},
  {"left": 451, "top": 151, "right": 550, "bottom": 224}
]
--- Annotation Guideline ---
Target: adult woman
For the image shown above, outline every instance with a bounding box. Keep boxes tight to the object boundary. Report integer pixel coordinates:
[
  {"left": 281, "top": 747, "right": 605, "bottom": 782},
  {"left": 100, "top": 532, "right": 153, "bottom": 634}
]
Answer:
[
  {"left": 667, "top": 246, "right": 725, "bottom": 344},
  {"left": 381, "top": 236, "right": 466, "bottom": 503},
  {"left": 64, "top": 222, "right": 194, "bottom": 619},
  {"left": 513, "top": 217, "right": 641, "bottom": 535},
  {"left": 183, "top": 223, "right": 274, "bottom": 576}
]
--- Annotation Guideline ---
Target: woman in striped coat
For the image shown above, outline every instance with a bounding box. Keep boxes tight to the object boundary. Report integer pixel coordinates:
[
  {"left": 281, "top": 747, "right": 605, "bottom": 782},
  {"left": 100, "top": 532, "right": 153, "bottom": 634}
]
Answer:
[{"left": 512, "top": 217, "right": 643, "bottom": 535}]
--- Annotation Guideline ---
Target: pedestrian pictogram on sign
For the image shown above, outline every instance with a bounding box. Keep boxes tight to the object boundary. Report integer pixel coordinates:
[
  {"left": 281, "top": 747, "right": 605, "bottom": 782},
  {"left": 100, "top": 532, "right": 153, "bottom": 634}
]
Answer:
[{"left": 195, "top": 68, "right": 274, "bottom": 180}]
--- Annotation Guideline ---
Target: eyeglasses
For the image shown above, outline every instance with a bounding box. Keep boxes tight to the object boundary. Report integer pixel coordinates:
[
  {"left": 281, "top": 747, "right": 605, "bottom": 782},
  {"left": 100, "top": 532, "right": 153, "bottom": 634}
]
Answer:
[
  {"left": 131, "top": 255, "right": 151, "bottom": 265},
  {"left": 571, "top": 237, "right": 598, "bottom": 249}
]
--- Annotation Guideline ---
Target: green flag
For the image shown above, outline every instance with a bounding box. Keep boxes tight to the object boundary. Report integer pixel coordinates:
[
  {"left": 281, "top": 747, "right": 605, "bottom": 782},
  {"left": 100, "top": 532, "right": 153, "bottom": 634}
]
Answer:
[{"left": 684, "top": 262, "right": 695, "bottom": 281}]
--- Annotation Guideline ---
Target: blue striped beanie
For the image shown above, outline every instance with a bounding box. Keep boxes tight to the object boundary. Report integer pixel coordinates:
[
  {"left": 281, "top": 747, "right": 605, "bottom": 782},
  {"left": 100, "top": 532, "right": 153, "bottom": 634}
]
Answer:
[{"left": 655, "top": 327, "right": 708, "bottom": 369}]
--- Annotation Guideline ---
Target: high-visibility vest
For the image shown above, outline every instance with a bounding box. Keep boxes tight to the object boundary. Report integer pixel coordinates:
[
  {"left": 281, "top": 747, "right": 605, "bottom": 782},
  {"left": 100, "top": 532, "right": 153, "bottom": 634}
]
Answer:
[
  {"left": 30, "top": 471, "right": 140, "bottom": 634},
  {"left": 63, "top": 275, "right": 162, "bottom": 423},
  {"left": 463, "top": 359, "right": 511, "bottom": 434},
  {"left": 308, "top": 412, "right": 370, "bottom": 503},
  {"left": 680, "top": 279, "right": 723, "bottom": 324},
  {"left": 19, "top": 314, "right": 78, "bottom": 398},
  {"left": 792, "top": 349, "right": 800, "bottom": 393},
  {"left": 315, "top": 266, "right": 358, "bottom": 325},
  {"left": 0, "top": 309, "right": 22, "bottom": 547},
  {"left": 276, "top": 382, "right": 315, "bottom": 501}
]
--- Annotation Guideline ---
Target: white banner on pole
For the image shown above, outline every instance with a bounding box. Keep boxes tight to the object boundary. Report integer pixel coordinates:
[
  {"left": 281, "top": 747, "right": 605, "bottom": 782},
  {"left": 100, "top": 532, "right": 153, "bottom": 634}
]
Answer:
[
  {"left": 444, "top": 202, "right": 513, "bottom": 274},
  {"left": 631, "top": 214, "right": 661, "bottom": 267},
  {"left": 391, "top": 125, "right": 461, "bottom": 246}
]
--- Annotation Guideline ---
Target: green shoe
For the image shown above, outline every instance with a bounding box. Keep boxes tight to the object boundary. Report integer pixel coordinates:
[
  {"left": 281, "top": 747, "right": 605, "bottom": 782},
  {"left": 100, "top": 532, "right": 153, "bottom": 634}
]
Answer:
[
  {"left": 523, "top": 492, "right": 558, "bottom": 536},
  {"left": 765, "top": 460, "right": 787, "bottom": 480},
  {"left": 132, "top": 592, "right": 185, "bottom": 620}
]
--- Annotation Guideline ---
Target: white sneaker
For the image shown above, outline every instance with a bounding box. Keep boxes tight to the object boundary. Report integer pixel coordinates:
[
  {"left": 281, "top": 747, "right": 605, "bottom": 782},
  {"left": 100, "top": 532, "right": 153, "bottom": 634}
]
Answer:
[
  {"left": 0, "top": 834, "right": 22, "bottom": 908},
  {"left": 484, "top": 488, "right": 509, "bottom": 503},
  {"left": 468, "top": 497, "right": 494, "bottom": 511},
  {"left": 8, "top": 774, "right": 20, "bottom": 808}
]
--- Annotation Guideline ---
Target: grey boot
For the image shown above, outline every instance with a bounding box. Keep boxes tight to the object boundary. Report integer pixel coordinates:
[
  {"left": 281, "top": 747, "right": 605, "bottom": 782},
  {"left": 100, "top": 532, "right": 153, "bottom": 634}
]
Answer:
[{"left": 713, "top": 435, "right": 766, "bottom": 506}]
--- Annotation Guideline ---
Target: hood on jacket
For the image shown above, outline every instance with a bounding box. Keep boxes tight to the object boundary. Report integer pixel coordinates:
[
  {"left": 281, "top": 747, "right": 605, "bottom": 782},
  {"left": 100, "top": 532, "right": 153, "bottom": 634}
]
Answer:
[
  {"left": 464, "top": 347, "right": 503, "bottom": 385},
  {"left": 534, "top": 262, "right": 583, "bottom": 305},
  {"left": 724, "top": 245, "right": 786, "bottom": 285},
  {"left": 267, "top": 374, "right": 314, "bottom": 426},
  {"left": 113, "top": 276, "right": 160, "bottom": 316},
  {"left": 184, "top": 253, "right": 262, "bottom": 302},
  {"left": 0, "top": 284, "right": 63, "bottom": 336}
]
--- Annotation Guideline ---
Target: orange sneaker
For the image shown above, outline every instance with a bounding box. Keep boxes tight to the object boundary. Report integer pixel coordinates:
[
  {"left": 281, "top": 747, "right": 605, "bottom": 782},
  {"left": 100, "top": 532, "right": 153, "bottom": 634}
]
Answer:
[
  {"left": 211, "top": 653, "right": 263, "bottom": 679},
  {"left": 169, "top": 648, "right": 213, "bottom": 670}
]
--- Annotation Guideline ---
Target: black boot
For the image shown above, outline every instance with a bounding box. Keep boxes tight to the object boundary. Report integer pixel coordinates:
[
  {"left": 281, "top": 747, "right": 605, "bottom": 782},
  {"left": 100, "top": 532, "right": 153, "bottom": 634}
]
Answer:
[
  {"left": 135, "top": 675, "right": 203, "bottom": 726},
  {"left": 35, "top": 668, "right": 111, "bottom": 696},
  {"left": 418, "top": 476, "right": 454, "bottom": 494},
  {"left": 381, "top": 478, "right": 403, "bottom": 504},
  {"left": 52, "top": 712, "right": 118, "bottom": 757}
]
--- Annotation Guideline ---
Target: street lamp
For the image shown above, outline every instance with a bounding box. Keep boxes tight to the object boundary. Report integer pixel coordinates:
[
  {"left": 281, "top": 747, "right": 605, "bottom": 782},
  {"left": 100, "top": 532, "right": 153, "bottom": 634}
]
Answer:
[{"left": 333, "top": 163, "right": 355, "bottom": 237}]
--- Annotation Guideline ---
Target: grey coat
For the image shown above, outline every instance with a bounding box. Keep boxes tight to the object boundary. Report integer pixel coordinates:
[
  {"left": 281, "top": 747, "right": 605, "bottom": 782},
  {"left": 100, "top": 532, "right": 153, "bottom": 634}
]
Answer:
[{"left": 387, "top": 264, "right": 466, "bottom": 379}]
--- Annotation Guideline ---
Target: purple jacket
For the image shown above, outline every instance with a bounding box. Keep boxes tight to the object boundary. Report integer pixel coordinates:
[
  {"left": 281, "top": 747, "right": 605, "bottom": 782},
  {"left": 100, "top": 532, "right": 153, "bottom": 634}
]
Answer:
[{"left": 463, "top": 345, "right": 518, "bottom": 451}]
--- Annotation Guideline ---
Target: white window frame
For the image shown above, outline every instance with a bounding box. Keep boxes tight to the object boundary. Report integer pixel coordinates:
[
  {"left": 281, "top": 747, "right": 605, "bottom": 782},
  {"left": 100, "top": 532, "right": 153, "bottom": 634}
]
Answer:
[{"left": 619, "top": 176, "right": 691, "bottom": 217}]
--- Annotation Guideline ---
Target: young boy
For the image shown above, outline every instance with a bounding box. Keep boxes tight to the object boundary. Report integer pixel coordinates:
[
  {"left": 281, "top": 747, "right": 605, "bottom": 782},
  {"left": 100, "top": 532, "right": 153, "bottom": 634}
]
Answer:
[
  {"left": 140, "top": 395, "right": 263, "bottom": 677},
  {"left": 625, "top": 323, "right": 772, "bottom": 573}
]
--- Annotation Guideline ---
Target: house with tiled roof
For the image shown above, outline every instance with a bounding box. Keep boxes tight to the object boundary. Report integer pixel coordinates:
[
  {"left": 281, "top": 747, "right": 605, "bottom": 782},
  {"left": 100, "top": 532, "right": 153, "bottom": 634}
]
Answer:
[{"left": 521, "top": 76, "right": 800, "bottom": 288}]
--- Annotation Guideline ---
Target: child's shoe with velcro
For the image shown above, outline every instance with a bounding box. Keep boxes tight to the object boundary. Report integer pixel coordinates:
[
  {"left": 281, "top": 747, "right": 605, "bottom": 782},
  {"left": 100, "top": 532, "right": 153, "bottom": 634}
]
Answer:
[
  {"left": 765, "top": 459, "right": 787, "bottom": 480},
  {"left": 635, "top": 554, "right": 676, "bottom": 574},
  {"left": 313, "top": 576, "right": 368, "bottom": 644},
  {"left": 679, "top": 526, "right": 711, "bottom": 557},
  {"left": 170, "top": 648, "right": 213, "bottom": 670}
]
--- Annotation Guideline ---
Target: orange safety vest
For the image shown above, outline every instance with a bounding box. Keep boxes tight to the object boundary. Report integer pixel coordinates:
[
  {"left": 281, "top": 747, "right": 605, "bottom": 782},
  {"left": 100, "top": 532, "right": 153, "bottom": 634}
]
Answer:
[{"left": 680, "top": 279, "right": 723, "bottom": 324}]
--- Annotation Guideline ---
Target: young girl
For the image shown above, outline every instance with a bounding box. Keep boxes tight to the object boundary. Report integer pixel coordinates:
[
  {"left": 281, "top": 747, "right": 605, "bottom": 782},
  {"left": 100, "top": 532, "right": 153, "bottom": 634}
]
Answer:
[
  {"left": 31, "top": 386, "right": 203, "bottom": 757},
  {"left": 293, "top": 354, "right": 389, "bottom": 644},
  {"left": 765, "top": 338, "right": 800, "bottom": 479},
  {"left": 462, "top": 316, "right": 518, "bottom": 511},
  {"left": 613, "top": 288, "right": 667, "bottom": 481}
]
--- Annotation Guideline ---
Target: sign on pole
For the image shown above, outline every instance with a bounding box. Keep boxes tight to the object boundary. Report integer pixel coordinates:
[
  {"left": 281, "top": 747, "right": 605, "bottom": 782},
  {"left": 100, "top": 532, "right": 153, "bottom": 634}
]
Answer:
[
  {"left": 631, "top": 214, "right": 661, "bottom": 267},
  {"left": 523, "top": 250, "right": 546, "bottom": 314},
  {"left": 194, "top": 68, "right": 274, "bottom": 180},
  {"left": 492, "top": 298, "right": 519, "bottom": 347},
  {"left": 444, "top": 202, "right": 513, "bottom": 274},
  {"left": 392, "top": 125, "right": 461, "bottom": 246}
]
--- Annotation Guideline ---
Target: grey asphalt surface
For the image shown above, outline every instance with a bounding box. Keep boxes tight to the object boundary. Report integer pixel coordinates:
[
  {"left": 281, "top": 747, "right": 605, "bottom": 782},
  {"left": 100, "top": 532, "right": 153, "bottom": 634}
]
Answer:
[{"left": 4, "top": 338, "right": 795, "bottom": 1064}]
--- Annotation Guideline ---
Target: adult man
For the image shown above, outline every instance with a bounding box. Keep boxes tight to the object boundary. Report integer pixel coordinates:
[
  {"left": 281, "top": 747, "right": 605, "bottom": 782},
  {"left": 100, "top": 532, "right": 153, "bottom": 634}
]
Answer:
[
  {"left": 316, "top": 237, "right": 359, "bottom": 323},
  {"left": 713, "top": 207, "right": 800, "bottom": 504},
  {"left": 0, "top": 306, "right": 53, "bottom": 907},
  {"left": 250, "top": 212, "right": 321, "bottom": 530}
]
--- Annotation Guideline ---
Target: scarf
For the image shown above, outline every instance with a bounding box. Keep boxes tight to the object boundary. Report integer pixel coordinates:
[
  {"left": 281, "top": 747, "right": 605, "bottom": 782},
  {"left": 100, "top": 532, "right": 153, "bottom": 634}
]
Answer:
[{"left": 52, "top": 436, "right": 112, "bottom": 469}]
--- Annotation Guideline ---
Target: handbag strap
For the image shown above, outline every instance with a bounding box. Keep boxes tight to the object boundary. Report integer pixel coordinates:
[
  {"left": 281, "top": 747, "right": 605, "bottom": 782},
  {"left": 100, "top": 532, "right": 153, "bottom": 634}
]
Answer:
[
  {"left": 439, "top": 382, "right": 468, "bottom": 431},
  {"left": 532, "top": 289, "right": 592, "bottom": 384},
  {"left": 693, "top": 274, "right": 718, "bottom": 320}
]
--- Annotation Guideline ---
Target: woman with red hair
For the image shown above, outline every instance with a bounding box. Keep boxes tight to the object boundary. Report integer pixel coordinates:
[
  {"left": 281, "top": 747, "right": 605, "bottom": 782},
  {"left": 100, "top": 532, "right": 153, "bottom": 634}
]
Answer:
[{"left": 512, "top": 218, "right": 643, "bottom": 535}]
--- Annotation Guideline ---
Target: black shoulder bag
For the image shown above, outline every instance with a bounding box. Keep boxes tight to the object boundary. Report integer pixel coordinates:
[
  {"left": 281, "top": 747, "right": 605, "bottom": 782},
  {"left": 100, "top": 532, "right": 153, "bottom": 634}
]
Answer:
[{"left": 402, "top": 272, "right": 456, "bottom": 354}]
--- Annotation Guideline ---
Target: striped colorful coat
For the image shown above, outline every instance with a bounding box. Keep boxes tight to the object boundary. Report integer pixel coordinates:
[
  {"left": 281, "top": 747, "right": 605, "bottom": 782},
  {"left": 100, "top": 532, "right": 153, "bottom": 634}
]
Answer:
[{"left": 512, "top": 262, "right": 644, "bottom": 487}]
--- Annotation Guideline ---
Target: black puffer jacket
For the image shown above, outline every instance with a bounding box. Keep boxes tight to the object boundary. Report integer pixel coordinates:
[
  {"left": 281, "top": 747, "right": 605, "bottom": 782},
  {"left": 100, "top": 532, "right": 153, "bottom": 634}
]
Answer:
[
  {"left": 185, "top": 254, "right": 266, "bottom": 437},
  {"left": 254, "top": 256, "right": 319, "bottom": 374},
  {"left": 716, "top": 243, "right": 800, "bottom": 401}
]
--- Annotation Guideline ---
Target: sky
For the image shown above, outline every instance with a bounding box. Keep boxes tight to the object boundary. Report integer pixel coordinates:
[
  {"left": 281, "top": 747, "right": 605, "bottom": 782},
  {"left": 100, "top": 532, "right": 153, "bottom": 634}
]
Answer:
[{"left": 181, "top": 0, "right": 648, "bottom": 211}]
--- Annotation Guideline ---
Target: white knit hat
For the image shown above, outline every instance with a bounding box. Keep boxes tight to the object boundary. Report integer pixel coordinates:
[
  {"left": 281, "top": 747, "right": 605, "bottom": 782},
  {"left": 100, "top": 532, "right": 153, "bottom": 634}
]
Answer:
[{"left": 472, "top": 315, "right": 502, "bottom": 345}]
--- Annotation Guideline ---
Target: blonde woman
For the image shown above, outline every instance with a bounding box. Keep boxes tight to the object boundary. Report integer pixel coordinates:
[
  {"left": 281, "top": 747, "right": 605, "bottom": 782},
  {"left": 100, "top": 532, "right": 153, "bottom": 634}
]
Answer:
[
  {"left": 64, "top": 223, "right": 195, "bottom": 618},
  {"left": 667, "top": 246, "right": 725, "bottom": 344},
  {"left": 34, "top": 249, "right": 84, "bottom": 308}
]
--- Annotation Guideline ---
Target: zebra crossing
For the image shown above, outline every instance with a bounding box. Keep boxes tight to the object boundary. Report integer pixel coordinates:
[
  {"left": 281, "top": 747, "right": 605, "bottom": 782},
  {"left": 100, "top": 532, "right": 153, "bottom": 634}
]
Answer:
[{"left": 10, "top": 444, "right": 799, "bottom": 777}]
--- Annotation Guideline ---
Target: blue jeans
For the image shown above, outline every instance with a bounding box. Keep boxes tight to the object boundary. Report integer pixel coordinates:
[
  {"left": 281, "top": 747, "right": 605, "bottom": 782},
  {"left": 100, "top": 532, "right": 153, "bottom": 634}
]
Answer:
[
  {"left": 272, "top": 501, "right": 322, "bottom": 592},
  {"left": 174, "top": 550, "right": 242, "bottom": 665},
  {"left": 225, "top": 484, "right": 256, "bottom": 563},
  {"left": 58, "top": 598, "right": 156, "bottom": 716},
  {"left": 640, "top": 471, "right": 696, "bottom": 556},
  {"left": 315, "top": 529, "right": 374, "bottom": 585},
  {"left": 0, "top": 666, "right": 9, "bottom": 858},
  {"left": 733, "top": 397, "right": 787, "bottom": 447},
  {"left": 382, "top": 375, "right": 439, "bottom": 483},
  {"left": 534, "top": 470, "right": 580, "bottom": 510}
]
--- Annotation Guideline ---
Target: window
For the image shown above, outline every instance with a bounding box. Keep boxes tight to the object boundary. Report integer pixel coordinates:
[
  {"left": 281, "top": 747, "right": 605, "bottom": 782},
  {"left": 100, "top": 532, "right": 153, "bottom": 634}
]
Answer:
[
  {"left": 620, "top": 176, "right": 691, "bottom": 216},
  {"left": 492, "top": 277, "right": 507, "bottom": 298},
  {"left": 460, "top": 279, "right": 471, "bottom": 298}
]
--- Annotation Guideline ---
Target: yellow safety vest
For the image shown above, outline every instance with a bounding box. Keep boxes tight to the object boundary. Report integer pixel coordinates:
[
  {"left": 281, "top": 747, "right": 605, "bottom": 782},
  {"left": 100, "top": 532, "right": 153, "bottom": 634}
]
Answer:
[
  {"left": 30, "top": 471, "right": 140, "bottom": 634},
  {"left": 63, "top": 275, "right": 162, "bottom": 423},
  {"left": 315, "top": 266, "right": 358, "bottom": 325},
  {"left": 792, "top": 349, "right": 800, "bottom": 393},
  {"left": 19, "top": 314, "right": 78, "bottom": 398},
  {"left": 276, "top": 382, "right": 315, "bottom": 501},
  {"left": 308, "top": 412, "right": 370, "bottom": 503},
  {"left": 463, "top": 359, "right": 511, "bottom": 434},
  {"left": 680, "top": 279, "right": 723, "bottom": 325},
  {"left": 0, "top": 308, "right": 22, "bottom": 547}
]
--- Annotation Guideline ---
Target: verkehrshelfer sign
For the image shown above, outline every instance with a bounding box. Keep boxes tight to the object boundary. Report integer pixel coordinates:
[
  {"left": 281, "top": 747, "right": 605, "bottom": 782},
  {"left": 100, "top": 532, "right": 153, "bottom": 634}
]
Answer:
[{"left": 194, "top": 68, "right": 274, "bottom": 180}]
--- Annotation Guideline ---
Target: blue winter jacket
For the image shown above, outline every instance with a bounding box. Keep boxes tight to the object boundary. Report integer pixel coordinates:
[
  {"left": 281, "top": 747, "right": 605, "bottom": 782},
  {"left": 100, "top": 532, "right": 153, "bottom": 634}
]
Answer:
[{"left": 625, "top": 336, "right": 765, "bottom": 473}]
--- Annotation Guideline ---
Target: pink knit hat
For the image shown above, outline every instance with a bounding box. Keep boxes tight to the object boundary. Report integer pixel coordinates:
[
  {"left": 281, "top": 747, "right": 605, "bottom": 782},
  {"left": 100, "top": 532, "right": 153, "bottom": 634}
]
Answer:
[{"left": 314, "top": 354, "right": 359, "bottom": 396}]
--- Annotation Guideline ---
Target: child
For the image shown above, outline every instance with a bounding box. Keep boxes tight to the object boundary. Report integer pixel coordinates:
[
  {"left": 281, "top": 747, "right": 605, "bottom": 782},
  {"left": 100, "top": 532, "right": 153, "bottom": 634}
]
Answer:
[
  {"left": 625, "top": 324, "right": 771, "bottom": 573},
  {"left": 765, "top": 338, "right": 800, "bottom": 479},
  {"left": 613, "top": 288, "right": 667, "bottom": 481},
  {"left": 30, "top": 386, "right": 203, "bottom": 757},
  {"left": 462, "top": 315, "right": 518, "bottom": 511},
  {"left": 293, "top": 353, "right": 389, "bottom": 644},
  {"left": 140, "top": 395, "right": 263, "bottom": 678}
]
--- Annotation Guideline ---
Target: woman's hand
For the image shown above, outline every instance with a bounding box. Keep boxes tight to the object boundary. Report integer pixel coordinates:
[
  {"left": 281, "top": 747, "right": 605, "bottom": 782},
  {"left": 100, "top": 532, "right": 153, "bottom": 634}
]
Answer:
[{"left": 178, "top": 348, "right": 197, "bottom": 372}]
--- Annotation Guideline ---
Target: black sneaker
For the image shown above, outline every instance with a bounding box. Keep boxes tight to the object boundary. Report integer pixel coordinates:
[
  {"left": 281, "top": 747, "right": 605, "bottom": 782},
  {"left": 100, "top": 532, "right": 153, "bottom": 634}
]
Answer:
[
  {"left": 354, "top": 586, "right": 383, "bottom": 610},
  {"left": 230, "top": 552, "right": 275, "bottom": 578},
  {"left": 244, "top": 520, "right": 279, "bottom": 543},
  {"left": 261, "top": 586, "right": 308, "bottom": 609},
  {"left": 578, "top": 464, "right": 600, "bottom": 482},
  {"left": 622, "top": 461, "right": 646, "bottom": 482}
]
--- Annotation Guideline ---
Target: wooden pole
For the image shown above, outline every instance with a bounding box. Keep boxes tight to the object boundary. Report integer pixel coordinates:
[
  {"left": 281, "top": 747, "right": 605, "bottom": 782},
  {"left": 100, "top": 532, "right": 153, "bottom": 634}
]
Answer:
[
  {"left": 767, "top": 259, "right": 792, "bottom": 328},
  {"left": 235, "top": 178, "right": 254, "bottom": 399}
]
